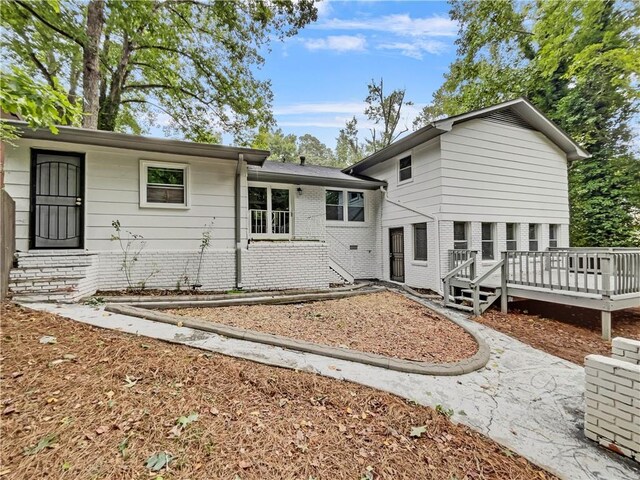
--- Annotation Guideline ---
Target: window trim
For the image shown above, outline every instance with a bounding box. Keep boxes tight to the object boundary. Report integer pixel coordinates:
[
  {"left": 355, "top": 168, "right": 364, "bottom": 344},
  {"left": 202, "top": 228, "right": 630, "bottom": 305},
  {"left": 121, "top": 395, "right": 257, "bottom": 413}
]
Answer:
[
  {"left": 413, "top": 222, "right": 428, "bottom": 262},
  {"left": 481, "top": 222, "right": 495, "bottom": 260},
  {"left": 529, "top": 223, "right": 539, "bottom": 251},
  {"left": 325, "top": 188, "right": 366, "bottom": 224},
  {"left": 549, "top": 224, "right": 559, "bottom": 249},
  {"left": 248, "top": 182, "right": 293, "bottom": 239},
  {"left": 453, "top": 221, "right": 469, "bottom": 250},
  {"left": 506, "top": 223, "right": 518, "bottom": 251},
  {"left": 140, "top": 160, "right": 190, "bottom": 209},
  {"left": 398, "top": 155, "right": 413, "bottom": 184}
]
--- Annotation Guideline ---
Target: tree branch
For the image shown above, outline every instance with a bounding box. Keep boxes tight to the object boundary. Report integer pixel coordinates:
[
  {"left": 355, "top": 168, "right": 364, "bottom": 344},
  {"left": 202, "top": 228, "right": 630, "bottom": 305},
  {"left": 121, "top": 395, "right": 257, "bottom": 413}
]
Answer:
[{"left": 15, "top": 0, "right": 84, "bottom": 47}]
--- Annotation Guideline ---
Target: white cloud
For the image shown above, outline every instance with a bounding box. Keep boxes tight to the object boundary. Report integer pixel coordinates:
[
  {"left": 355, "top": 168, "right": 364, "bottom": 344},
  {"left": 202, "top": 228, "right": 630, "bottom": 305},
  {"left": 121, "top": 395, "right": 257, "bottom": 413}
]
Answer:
[
  {"left": 302, "top": 35, "right": 366, "bottom": 52},
  {"left": 315, "top": 0, "right": 333, "bottom": 19},
  {"left": 378, "top": 40, "right": 448, "bottom": 59},
  {"left": 274, "top": 102, "right": 365, "bottom": 115},
  {"left": 316, "top": 13, "right": 457, "bottom": 38}
]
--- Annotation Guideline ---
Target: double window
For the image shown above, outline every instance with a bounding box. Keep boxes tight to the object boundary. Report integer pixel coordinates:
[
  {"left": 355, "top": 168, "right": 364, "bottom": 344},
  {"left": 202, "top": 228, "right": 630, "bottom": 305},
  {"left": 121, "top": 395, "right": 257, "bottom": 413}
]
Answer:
[
  {"left": 529, "top": 224, "right": 539, "bottom": 251},
  {"left": 326, "top": 190, "right": 365, "bottom": 222},
  {"left": 549, "top": 224, "right": 559, "bottom": 248},
  {"left": 481, "top": 223, "right": 495, "bottom": 260},
  {"left": 399, "top": 155, "right": 412, "bottom": 182},
  {"left": 413, "top": 223, "right": 428, "bottom": 261},
  {"left": 453, "top": 222, "right": 468, "bottom": 250},
  {"left": 140, "top": 160, "right": 189, "bottom": 207},
  {"left": 506, "top": 223, "right": 518, "bottom": 251},
  {"left": 249, "top": 185, "right": 290, "bottom": 236}
]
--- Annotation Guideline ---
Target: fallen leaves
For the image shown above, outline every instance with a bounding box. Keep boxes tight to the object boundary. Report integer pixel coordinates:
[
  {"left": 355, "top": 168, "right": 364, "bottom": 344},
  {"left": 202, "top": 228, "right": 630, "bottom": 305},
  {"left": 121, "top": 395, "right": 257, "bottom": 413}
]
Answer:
[
  {"left": 145, "top": 452, "right": 172, "bottom": 471},
  {"left": 409, "top": 425, "right": 427, "bottom": 438},
  {"left": 39, "top": 336, "right": 57, "bottom": 345},
  {"left": 24, "top": 434, "right": 57, "bottom": 455}
]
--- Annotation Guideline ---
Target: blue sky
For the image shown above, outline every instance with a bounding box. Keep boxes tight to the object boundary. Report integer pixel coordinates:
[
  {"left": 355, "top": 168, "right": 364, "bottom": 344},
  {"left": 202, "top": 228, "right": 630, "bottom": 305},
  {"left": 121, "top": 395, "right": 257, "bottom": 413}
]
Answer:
[{"left": 255, "top": 0, "right": 458, "bottom": 148}]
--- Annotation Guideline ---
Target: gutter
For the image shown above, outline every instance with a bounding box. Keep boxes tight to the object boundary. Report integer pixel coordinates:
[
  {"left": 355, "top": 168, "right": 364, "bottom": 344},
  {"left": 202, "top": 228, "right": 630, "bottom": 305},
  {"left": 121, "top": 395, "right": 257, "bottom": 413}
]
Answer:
[
  {"left": 380, "top": 186, "right": 442, "bottom": 292},
  {"left": 235, "top": 154, "right": 243, "bottom": 289}
]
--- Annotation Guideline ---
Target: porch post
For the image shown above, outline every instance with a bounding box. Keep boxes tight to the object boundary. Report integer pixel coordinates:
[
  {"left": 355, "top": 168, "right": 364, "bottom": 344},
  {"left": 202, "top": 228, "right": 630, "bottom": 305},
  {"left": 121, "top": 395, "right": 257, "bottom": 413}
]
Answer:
[
  {"left": 601, "top": 311, "right": 611, "bottom": 341},
  {"left": 500, "top": 251, "right": 508, "bottom": 313}
]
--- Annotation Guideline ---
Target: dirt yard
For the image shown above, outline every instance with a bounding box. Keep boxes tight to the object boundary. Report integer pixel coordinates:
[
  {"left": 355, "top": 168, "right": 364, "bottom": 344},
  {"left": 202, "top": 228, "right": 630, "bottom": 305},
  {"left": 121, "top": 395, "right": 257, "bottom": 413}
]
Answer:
[
  {"left": 478, "top": 301, "right": 640, "bottom": 364},
  {"left": 0, "top": 303, "right": 552, "bottom": 479},
  {"left": 167, "top": 291, "right": 478, "bottom": 363}
]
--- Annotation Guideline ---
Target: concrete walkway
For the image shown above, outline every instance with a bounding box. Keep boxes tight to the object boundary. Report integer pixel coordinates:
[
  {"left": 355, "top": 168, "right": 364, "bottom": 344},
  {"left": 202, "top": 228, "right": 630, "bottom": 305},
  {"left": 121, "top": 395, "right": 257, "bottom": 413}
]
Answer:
[{"left": 26, "top": 298, "right": 640, "bottom": 480}]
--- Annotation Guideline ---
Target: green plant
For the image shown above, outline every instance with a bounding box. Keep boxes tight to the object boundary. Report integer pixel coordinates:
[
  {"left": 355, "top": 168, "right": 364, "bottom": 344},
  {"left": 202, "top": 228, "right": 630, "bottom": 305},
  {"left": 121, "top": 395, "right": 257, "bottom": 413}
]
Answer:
[
  {"left": 435, "top": 404, "right": 454, "bottom": 418},
  {"left": 111, "top": 220, "right": 159, "bottom": 291},
  {"left": 192, "top": 220, "right": 215, "bottom": 290},
  {"left": 83, "top": 297, "right": 105, "bottom": 307}
]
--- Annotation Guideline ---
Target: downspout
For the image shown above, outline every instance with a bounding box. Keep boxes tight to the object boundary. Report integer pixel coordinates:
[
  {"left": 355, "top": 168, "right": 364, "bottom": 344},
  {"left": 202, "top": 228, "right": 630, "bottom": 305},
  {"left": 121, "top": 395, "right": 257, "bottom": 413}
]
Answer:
[
  {"left": 380, "top": 186, "right": 442, "bottom": 291},
  {"left": 235, "top": 154, "right": 243, "bottom": 289}
]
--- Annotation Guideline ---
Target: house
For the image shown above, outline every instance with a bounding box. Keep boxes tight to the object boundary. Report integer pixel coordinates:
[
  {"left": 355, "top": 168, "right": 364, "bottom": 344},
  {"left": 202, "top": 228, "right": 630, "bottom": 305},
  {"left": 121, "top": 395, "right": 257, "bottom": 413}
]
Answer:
[{"left": 1, "top": 98, "right": 594, "bottom": 302}]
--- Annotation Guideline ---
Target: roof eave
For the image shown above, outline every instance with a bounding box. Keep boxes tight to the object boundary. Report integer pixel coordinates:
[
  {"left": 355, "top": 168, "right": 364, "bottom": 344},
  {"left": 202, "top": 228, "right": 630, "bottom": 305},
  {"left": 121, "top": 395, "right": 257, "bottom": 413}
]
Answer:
[
  {"left": 4, "top": 121, "right": 269, "bottom": 165},
  {"left": 247, "top": 170, "right": 386, "bottom": 190}
]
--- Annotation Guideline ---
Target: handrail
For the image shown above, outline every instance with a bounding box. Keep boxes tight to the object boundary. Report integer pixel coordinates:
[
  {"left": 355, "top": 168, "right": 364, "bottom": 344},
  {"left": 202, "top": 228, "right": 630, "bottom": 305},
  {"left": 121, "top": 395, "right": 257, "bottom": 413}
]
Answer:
[
  {"left": 470, "top": 259, "right": 504, "bottom": 288},
  {"left": 443, "top": 257, "right": 475, "bottom": 281}
]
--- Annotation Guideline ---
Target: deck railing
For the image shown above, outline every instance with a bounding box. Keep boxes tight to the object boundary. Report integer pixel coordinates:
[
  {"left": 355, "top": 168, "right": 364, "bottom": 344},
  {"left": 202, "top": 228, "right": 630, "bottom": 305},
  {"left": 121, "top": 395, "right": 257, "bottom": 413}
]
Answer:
[
  {"left": 448, "top": 249, "right": 477, "bottom": 279},
  {"left": 503, "top": 250, "right": 640, "bottom": 296}
]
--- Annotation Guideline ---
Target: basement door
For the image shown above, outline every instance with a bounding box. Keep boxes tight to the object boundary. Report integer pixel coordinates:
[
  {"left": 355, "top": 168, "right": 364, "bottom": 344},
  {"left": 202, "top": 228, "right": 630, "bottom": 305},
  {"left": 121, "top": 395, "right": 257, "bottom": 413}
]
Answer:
[
  {"left": 30, "top": 150, "right": 85, "bottom": 249},
  {"left": 389, "top": 227, "right": 405, "bottom": 282}
]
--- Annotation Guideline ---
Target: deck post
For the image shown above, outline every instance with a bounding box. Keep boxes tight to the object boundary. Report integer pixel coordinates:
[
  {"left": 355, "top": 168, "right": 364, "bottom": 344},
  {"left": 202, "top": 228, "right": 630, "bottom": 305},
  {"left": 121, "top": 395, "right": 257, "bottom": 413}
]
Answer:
[
  {"left": 500, "top": 251, "right": 508, "bottom": 313},
  {"left": 601, "top": 311, "right": 612, "bottom": 341}
]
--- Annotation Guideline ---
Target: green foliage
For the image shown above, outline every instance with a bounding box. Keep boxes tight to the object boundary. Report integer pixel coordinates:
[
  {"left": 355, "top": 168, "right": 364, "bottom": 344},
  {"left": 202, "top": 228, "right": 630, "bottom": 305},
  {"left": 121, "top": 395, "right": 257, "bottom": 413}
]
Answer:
[
  {"left": 145, "top": 452, "right": 172, "bottom": 471},
  {"left": 251, "top": 128, "right": 342, "bottom": 166},
  {"left": 24, "top": 433, "right": 57, "bottom": 455},
  {"left": 1, "top": 1, "right": 317, "bottom": 141},
  {"left": 0, "top": 66, "right": 82, "bottom": 142},
  {"left": 419, "top": 0, "right": 639, "bottom": 246}
]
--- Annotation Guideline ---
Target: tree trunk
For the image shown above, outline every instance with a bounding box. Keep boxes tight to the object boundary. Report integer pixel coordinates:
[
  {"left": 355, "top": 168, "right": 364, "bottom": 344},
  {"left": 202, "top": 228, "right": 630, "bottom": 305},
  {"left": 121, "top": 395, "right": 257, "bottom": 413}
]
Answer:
[{"left": 82, "top": 0, "right": 105, "bottom": 129}]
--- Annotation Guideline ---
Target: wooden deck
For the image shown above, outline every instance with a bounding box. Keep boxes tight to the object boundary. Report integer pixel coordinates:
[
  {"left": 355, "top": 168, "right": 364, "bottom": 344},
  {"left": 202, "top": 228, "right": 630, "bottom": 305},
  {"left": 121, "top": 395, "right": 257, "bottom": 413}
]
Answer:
[{"left": 444, "top": 248, "right": 640, "bottom": 340}]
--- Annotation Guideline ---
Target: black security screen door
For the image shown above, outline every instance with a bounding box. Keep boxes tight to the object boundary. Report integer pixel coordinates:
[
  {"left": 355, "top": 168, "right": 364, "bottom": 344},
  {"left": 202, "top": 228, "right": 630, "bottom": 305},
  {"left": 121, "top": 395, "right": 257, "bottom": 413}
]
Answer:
[
  {"left": 389, "top": 227, "right": 405, "bottom": 282},
  {"left": 30, "top": 150, "right": 85, "bottom": 249}
]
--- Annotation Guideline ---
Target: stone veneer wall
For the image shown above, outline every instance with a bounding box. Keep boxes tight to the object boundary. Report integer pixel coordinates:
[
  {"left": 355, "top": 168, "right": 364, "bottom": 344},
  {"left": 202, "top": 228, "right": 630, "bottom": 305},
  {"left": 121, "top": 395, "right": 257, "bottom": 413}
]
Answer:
[{"left": 584, "top": 337, "right": 640, "bottom": 462}]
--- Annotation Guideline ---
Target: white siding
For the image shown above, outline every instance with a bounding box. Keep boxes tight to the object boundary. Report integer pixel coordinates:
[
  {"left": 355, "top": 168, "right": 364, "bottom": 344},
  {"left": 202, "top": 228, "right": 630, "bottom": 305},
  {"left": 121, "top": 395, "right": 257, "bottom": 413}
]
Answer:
[
  {"left": 4, "top": 139, "right": 242, "bottom": 252},
  {"left": 439, "top": 118, "right": 570, "bottom": 223}
]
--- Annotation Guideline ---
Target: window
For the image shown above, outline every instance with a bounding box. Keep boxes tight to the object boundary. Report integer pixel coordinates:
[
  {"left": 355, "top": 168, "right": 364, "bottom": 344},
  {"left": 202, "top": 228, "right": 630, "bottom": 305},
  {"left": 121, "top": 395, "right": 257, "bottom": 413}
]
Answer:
[
  {"left": 399, "top": 155, "right": 412, "bottom": 182},
  {"left": 326, "top": 190, "right": 365, "bottom": 222},
  {"left": 326, "top": 190, "right": 344, "bottom": 221},
  {"left": 506, "top": 223, "right": 518, "bottom": 251},
  {"left": 549, "top": 224, "right": 559, "bottom": 248},
  {"left": 413, "top": 223, "right": 428, "bottom": 261},
  {"left": 249, "top": 185, "right": 290, "bottom": 236},
  {"left": 140, "top": 161, "right": 189, "bottom": 207},
  {"left": 453, "top": 222, "right": 468, "bottom": 250},
  {"left": 529, "top": 224, "right": 539, "bottom": 251},
  {"left": 481, "top": 223, "right": 495, "bottom": 260}
]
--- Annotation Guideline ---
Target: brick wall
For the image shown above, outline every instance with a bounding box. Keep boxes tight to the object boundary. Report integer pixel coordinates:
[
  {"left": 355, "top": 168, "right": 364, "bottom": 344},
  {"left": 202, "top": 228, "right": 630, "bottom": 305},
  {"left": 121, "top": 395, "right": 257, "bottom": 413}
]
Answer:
[
  {"left": 584, "top": 337, "right": 640, "bottom": 462},
  {"left": 293, "top": 186, "right": 325, "bottom": 240},
  {"left": 97, "top": 249, "right": 236, "bottom": 291},
  {"left": 11, "top": 251, "right": 99, "bottom": 302},
  {"left": 243, "top": 241, "right": 329, "bottom": 290}
]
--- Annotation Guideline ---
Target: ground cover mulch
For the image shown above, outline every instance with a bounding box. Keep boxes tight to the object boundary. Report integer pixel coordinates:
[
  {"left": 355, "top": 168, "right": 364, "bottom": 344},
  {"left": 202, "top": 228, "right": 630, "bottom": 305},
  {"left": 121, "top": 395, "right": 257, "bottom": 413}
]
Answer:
[
  {"left": 0, "top": 302, "right": 553, "bottom": 480},
  {"left": 477, "top": 301, "right": 640, "bottom": 365},
  {"left": 167, "top": 291, "right": 478, "bottom": 363}
]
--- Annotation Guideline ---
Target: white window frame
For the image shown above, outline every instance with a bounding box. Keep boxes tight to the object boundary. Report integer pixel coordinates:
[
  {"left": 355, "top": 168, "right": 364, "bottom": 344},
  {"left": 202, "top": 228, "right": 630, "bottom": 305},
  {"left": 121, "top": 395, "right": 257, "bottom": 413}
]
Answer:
[
  {"left": 248, "top": 182, "right": 292, "bottom": 239},
  {"left": 139, "top": 160, "right": 190, "bottom": 209},
  {"left": 481, "top": 222, "right": 495, "bottom": 260},
  {"left": 549, "top": 224, "right": 559, "bottom": 249},
  {"left": 529, "top": 223, "right": 540, "bottom": 251},
  {"left": 453, "top": 221, "right": 469, "bottom": 250},
  {"left": 398, "top": 155, "right": 412, "bottom": 184},
  {"left": 413, "top": 222, "right": 428, "bottom": 262},
  {"left": 325, "top": 188, "right": 366, "bottom": 224},
  {"left": 506, "top": 223, "right": 518, "bottom": 251}
]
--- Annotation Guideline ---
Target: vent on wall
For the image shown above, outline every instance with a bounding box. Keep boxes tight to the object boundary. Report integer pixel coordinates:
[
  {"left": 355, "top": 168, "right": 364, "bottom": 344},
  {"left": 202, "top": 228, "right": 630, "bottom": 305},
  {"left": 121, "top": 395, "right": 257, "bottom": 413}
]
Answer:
[{"left": 482, "top": 107, "right": 535, "bottom": 130}]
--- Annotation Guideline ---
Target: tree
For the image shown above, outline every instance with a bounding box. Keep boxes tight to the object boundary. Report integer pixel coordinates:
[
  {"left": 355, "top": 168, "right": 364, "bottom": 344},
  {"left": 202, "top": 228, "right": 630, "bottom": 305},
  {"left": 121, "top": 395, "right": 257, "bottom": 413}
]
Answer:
[
  {"left": 297, "top": 133, "right": 337, "bottom": 166},
  {"left": 416, "top": 0, "right": 639, "bottom": 246},
  {"left": 2, "top": 0, "right": 318, "bottom": 142},
  {"left": 0, "top": 66, "right": 82, "bottom": 143},
  {"left": 337, "top": 79, "right": 413, "bottom": 164},
  {"left": 251, "top": 127, "right": 298, "bottom": 163},
  {"left": 364, "top": 78, "right": 413, "bottom": 152}
]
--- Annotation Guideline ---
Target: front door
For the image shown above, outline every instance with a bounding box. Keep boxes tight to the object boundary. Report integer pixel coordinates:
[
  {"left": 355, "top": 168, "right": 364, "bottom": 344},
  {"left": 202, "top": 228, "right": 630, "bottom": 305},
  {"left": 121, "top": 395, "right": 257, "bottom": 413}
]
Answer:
[
  {"left": 30, "top": 150, "right": 85, "bottom": 249},
  {"left": 389, "top": 227, "right": 405, "bottom": 282}
]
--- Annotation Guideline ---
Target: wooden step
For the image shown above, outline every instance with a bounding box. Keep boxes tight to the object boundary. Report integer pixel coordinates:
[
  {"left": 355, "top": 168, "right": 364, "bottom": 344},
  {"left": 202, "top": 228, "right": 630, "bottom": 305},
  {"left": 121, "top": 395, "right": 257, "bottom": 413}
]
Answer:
[
  {"left": 454, "top": 296, "right": 488, "bottom": 304},
  {"left": 446, "top": 303, "right": 474, "bottom": 312},
  {"left": 460, "top": 289, "right": 493, "bottom": 298}
]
